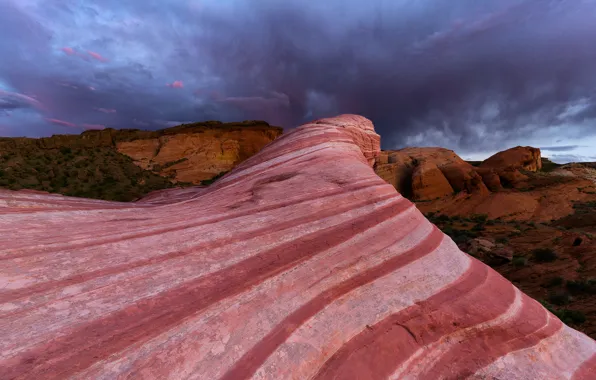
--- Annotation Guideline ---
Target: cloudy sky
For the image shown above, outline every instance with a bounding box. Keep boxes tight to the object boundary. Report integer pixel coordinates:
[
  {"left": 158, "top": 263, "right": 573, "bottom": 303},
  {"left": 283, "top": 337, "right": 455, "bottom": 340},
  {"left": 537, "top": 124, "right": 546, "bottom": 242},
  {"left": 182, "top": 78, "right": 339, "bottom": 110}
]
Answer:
[{"left": 2, "top": 0, "right": 596, "bottom": 162}]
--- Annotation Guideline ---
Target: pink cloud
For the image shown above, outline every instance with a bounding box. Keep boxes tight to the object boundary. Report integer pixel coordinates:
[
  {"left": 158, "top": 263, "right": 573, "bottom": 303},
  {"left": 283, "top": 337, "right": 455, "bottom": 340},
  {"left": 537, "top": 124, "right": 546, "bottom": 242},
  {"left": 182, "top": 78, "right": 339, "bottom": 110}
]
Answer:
[
  {"left": 88, "top": 86, "right": 96, "bottom": 91},
  {"left": 167, "top": 81, "right": 184, "bottom": 88},
  {"left": 61, "top": 47, "right": 76, "bottom": 55},
  {"left": 87, "top": 51, "right": 108, "bottom": 62},
  {"left": 45, "top": 118, "right": 77, "bottom": 128},
  {"left": 82, "top": 124, "right": 106, "bottom": 130},
  {"left": 94, "top": 107, "right": 117, "bottom": 113},
  {"left": 0, "top": 89, "right": 44, "bottom": 110}
]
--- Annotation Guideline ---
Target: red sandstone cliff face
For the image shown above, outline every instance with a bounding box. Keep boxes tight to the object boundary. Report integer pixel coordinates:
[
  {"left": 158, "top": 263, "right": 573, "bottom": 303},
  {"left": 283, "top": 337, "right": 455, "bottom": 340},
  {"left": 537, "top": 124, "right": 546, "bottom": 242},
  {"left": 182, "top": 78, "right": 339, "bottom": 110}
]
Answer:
[
  {"left": 1, "top": 115, "right": 595, "bottom": 379},
  {"left": 481, "top": 146, "right": 543, "bottom": 172},
  {"left": 375, "top": 147, "right": 488, "bottom": 200},
  {"left": 115, "top": 122, "right": 283, "bottom": 184}
]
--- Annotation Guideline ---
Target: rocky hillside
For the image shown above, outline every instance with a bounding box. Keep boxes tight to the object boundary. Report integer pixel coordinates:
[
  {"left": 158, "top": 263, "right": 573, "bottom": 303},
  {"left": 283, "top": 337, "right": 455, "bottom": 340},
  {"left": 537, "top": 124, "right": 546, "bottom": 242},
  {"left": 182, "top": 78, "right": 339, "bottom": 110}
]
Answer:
[
  {"left": 0, "top": 120, "right": 282, "bottom": 201},
  {"left": 376, "top": 146, "right": 596, "bottom": 338},
  {"left": 375, "top": 146, "right": 596, "bottom": 222}
]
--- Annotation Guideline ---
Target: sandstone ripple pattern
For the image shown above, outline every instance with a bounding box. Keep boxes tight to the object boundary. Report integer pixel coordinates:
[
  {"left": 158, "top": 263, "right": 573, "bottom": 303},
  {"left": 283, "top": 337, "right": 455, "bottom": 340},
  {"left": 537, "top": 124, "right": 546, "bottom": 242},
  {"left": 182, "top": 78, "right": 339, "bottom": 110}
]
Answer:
[{"left": 0, "top": 114, "right": 595, "bottom": 379}]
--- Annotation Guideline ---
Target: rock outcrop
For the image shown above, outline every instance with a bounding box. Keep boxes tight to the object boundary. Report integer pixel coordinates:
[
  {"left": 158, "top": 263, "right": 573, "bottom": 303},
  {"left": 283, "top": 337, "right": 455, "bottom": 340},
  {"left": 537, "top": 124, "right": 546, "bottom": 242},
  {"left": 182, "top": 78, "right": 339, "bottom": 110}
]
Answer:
[
  {"left": 0, "top": 121, "right": 283, "bottom": 186},
  {"left": 411, "top": 160, "right": 454, "bottom": 200},
  {"left": 480, "top": 146, "right": 542, "bottom": 172},
  {"left": 1, "top": 115, "right": 595, "bottom": 379},
  {"left": 375, "top": 147, "right": 489, "bottom": 200},
  {"left": 116, "top": 121, "right": 282, "bottom": 184}
]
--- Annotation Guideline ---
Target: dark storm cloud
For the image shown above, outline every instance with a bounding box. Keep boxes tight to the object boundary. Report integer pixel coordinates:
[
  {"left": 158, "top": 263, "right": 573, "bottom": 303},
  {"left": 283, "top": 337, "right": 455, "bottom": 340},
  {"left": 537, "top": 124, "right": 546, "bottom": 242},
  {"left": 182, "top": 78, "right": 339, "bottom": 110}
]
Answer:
[
  {"left": 1, "top": 0, "right": 596, "bottom": 157},
  {"left": 540, "top": 145, "right": 586, "bottom": 152}
]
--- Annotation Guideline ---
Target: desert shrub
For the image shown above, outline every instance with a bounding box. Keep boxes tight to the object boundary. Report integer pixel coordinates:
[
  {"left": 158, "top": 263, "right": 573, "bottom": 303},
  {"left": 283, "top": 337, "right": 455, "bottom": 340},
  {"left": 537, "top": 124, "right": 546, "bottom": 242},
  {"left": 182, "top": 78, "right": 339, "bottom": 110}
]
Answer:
[
  {"left": 59, "top": 147, "right": 72, "bottom": 155},
  {"left": 472, "top": 214, "right": 488, "bottom": 223},
  {"left": 557, "top": 309, "right": 587, "bottom": 325},
  {"left": 548, "top": 290, "right": 571, "bottom": 306},
  {"left": 472, "top": 223, "right": 485, "bottom": 232},
  {"left": 485, "top": 220, "right": 496, "bottom": 226},
  {"left": 496, "top": 237, "right": 509, "bottom": 244},
  {"left": 200, "top": 170, "right": 230, "bottom": 186},
  {"left": 544, "top": 277, "right": 564, "bottom": 288},
  {"left": 512, "top": 256, "right": 528, "bottom": 267},
  {"left": 566, "top": 279, "right": 596, "bottom": 294},
  {"left": 434, "top": 214, "right": 450, "bottom": 223},
  {"left": 532, "top": 248, "right": 558, "bottom": 263}
]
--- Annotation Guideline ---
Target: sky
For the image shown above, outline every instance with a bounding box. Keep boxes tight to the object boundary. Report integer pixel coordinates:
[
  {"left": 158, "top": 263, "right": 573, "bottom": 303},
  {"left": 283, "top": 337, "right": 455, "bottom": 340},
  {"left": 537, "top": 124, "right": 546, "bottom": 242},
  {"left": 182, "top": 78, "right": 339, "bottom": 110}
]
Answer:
[{"left": 2, "top": 0, "right": 596, "bottom": 163}]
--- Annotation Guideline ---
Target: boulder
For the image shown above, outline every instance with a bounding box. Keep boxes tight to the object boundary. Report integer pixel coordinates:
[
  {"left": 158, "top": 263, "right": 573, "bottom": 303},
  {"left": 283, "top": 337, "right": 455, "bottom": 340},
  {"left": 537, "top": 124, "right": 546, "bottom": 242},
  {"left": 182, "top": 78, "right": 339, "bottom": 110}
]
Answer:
[
  {"left": 468, "top": 238, "right": 514, "bottom": 265},
  {"left": 480, "top": 146, "right": 542, "bottom": 172}
]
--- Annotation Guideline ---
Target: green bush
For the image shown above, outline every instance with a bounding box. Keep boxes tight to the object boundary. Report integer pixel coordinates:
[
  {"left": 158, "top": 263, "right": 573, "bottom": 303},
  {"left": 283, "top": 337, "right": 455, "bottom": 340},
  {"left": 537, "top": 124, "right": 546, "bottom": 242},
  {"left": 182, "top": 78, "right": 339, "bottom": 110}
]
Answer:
[
  {"left": 496, "top": 237, "right": 509, "bottom": 244},
  {"left": 472, "top": 223, "right": 485, "bottom": 232},
  {"left": 532, "top": 248, "right": 558, "bottom": 263},
  {"left": 512, "top": 256, "right": 528, "bottom": 267},
  {"left": 544, "top": 277, "right": 564, "bottom": 288},
  {"left": 548, "top": 290, "right": 571, "bottom": 306},
  {"left": 557, "top": 309, "right": 587, "bottom": 325},
  {"left": 566, "top": 279, "right": 596, "bottom": 294},
  {"left": 472, "top": 214, "right": 488, "bottom": 223}
]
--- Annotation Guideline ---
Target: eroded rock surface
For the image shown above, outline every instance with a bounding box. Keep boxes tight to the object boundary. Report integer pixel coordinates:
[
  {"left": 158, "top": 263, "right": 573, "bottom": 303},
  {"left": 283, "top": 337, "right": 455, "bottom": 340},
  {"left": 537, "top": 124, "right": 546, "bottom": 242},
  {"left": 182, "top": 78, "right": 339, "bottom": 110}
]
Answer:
[
  {"left": 116, "top": 122, "right": 282, "bottom": 184},
  {"left": 481, "top": 146, "right": 543, "bottom": 172},
  {"left": 1, "top": 115, "right": 595, "bottom": 379}
]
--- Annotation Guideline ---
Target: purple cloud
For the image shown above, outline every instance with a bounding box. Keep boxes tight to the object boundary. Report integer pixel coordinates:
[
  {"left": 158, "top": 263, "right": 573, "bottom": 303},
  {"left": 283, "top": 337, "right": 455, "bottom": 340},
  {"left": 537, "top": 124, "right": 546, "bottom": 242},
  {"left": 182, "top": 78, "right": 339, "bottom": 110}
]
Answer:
[
  {"left": 45, "top": 118, "right": 77, "bottom": 128},
  {"left": 87, "top": 51, "right": 108, "bottom": 62},
  {"left": 1, "top": 0, "right": 596, "bottom": 160},
  {"left": 95, "top": 107, "right": 117, "bottom": 113}
]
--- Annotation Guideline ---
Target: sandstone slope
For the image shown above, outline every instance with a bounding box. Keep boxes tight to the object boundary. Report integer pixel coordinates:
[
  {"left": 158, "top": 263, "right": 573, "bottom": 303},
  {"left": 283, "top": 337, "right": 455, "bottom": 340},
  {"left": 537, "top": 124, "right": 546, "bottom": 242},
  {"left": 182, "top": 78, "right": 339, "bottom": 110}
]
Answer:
[{"left": 1, "top": 115, "right": 595, "bottom": 379}]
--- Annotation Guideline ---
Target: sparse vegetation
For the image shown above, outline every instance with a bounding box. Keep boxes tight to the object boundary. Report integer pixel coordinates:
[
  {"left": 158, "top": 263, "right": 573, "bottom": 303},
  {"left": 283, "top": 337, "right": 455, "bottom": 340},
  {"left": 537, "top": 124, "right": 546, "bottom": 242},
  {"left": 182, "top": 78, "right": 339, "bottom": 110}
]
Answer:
[
  {"left": 541, "top": 300, "right": 587, "bottom": 325},
  {"left": 548, "top": 290, "right": 571, "bottom": 306},
  {"left": 200, "top": 170, "right": 230, "bottom": 186},
  {"left": 540, "top": 158, "right": 562, "bottom": 172},
  {"left": 532, "top": 248, "right": 558, "bottom": 263},
  {"left": 0, "top": 145, "right": 180, "bottom": 201},
  {"left": 512, "top": 256, "right": 528, "bottom": 267},
  {"left": 543, "top": 277, "right": 564, "bottom": 288},
  {"left": 566, "top": 279, "right": 596, "bottom": 295}
]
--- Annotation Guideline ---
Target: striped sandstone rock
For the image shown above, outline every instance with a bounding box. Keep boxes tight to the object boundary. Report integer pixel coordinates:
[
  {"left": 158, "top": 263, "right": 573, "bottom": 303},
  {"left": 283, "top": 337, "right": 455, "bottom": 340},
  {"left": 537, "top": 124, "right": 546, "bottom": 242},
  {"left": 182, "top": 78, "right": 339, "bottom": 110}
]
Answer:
[{"left": 0, "top": 114, "right": 595, "bottom": 379}]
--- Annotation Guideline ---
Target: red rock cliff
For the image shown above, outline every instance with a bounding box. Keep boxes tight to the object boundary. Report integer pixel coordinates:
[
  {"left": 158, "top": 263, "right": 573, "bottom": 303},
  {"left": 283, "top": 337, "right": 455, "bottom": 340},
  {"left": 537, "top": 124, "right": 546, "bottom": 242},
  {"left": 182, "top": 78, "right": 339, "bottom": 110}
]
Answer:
[{"left": 1, "top": 115, "right": 594, "bottom": 379}]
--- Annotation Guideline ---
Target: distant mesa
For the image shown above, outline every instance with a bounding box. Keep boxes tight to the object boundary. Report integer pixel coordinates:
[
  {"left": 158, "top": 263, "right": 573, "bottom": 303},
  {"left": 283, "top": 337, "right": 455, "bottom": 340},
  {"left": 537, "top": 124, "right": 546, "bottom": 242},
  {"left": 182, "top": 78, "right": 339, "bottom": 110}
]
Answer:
[{"left": 0, "top": 120, "right": 282, "bottom": 201}]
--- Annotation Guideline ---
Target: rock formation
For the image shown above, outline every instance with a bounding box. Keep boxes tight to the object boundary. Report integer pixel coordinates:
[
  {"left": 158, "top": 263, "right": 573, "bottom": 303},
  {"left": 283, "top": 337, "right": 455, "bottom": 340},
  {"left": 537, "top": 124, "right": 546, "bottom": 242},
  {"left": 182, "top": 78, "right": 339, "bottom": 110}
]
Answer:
[
  {"left": 115, "top": 121, "right": 282, "bottom": 184},
  {"left": 0, "top": 120, "right": 283, "bottom": 186},
  {"left": 375, "top": 147, "right": 489, "bottom": 200},
  {"left": 480, "top": 146, "right": 543, "bottom": 172},
  {"left": 1, "top": 115, "right": 595, "bottom": 379}
]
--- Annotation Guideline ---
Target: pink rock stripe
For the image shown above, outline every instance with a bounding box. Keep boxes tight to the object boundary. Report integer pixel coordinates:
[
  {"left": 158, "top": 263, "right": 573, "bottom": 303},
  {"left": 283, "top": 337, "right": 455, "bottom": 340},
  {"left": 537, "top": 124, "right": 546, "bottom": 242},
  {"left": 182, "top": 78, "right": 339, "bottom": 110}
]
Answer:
[{"left": 0, "top": 114, "right": 594, "bottom": 379}]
